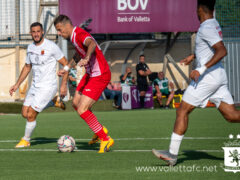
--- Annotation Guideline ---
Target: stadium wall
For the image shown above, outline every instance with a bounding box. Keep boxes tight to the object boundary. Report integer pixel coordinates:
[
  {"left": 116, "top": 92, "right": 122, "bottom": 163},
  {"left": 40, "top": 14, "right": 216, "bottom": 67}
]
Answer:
[{"left": 0, "top": 48, "right": 28, "bottom": 102}]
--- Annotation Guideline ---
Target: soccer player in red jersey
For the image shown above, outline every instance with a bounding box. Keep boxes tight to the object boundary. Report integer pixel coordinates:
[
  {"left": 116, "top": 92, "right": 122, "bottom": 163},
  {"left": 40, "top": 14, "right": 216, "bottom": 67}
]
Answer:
[{"left": 54, "top": 15, "right": 114, "bottom": 153}]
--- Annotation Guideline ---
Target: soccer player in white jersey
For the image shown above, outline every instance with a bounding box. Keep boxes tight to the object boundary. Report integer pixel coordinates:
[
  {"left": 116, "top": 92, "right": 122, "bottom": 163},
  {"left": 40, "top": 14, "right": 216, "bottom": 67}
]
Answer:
[
  {"left": 9, "top": 22, "right": 68, "bottom": 148},
  {"left": 152, "top": 0, "right": 240, "bottom": 165}
]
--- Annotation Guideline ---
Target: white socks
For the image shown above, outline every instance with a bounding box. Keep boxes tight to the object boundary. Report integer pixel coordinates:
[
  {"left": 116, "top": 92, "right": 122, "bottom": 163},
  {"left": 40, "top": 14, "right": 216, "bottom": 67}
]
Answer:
[
  {"left": 23, "top": 121, "right": 37, "bottom": 141},
  {"left": 169, "top": 132, "right": 184, "bottom": 156}
]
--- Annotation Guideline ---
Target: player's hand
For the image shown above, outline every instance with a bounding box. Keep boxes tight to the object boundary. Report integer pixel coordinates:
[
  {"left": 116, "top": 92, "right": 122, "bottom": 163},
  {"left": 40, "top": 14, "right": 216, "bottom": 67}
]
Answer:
[
  {"left": 190, "top": 70, "right": 200, "bottom": 82},
  {"left": 180, "top": 55, "right": 195, "bottom": 66},
  {"left": 146, "top": 69, "right": 152, "bottom": 75},
  {"left": 58, "top": 69, "right": 66, "bottom": 77},
  {"left": 60, "top": 85, "right": 67, "bottom": 98},
  {"left": 9, "top": 84, "right": 18, "bottom": 96},
  {"left": 156, "top": 92, "right": 161, "bottom": 98},
  {"left": 126, "top": 68, "right": 131, "bottom": 74},
  {"left": 78, "top": 56, "right": 89, "bottom": 67}
]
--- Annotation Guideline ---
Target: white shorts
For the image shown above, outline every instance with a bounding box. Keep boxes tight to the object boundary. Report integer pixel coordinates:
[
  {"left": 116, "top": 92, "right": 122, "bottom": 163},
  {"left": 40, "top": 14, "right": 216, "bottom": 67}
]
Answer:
[
  {"left": 23, "top": 86, "right": 57, "bottom": 112},
  {"left": 183, "top": 67, "right": 234, "bottom": 108}
]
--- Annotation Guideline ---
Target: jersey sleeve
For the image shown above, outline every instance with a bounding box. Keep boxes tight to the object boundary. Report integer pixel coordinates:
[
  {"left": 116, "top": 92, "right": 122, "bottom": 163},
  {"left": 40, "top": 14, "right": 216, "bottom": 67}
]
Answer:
[
  {"left": 120, "top": 75, "right": 124, "bottom": 83},
  {"left": 153, "top": 80, "right": 158, "bottom": 86},
  {"left": 52, "top": 43, "right": 64, "bottom": 61},
  {"left": 25, "top": 52, "right": 31, "bottom": 64},
  {"left": 76, "top": 29, "right": 92, "bottom": 46},
  {"left": 200, "top": 26, "right": 222, "bottom": 47},
  {"left": 136, "top": 64, "right": 143, "bottom": 72},
  {"left": 145, "top": 64, "right": 149, "bottom": 70}
]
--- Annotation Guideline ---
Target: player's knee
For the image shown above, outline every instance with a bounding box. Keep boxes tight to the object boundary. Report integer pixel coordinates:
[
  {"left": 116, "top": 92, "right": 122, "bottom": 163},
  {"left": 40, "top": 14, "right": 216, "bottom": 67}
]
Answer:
[
  {"left": 72, "top": 99, "right": 78, "bottom": 109},
  {"left": 176, "top": 107, "right": 187, "bottom": 117},
  {"left": 77, "top": 105, "right": 89, "bottom": 115},
  {"left": 27, "top": 112, "right": 35, "bottom": 121}
]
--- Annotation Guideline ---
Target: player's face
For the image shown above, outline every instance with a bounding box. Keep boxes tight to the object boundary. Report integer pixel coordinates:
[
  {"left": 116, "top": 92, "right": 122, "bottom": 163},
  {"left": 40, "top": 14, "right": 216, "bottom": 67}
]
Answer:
[
  {"left": 197, "top": 6, "right": 203, "bottom": 21},
  {"left": 139, "top": 56, "right": 145, "bottom": 63},
  {"left": 55, "top": 23, "right": 70, "bottom": 40},
  {"left": 30, "top": 26, "right": 44, "bottom": 44},
  {"left": 158, "top": 72, "right": 164, "bottom": 79}
]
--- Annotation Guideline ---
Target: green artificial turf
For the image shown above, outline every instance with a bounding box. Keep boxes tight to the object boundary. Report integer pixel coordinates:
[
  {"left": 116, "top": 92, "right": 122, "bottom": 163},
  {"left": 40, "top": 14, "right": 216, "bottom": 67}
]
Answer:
[{"left": 0, "top": 108, "right": 239, "bottom": 180}]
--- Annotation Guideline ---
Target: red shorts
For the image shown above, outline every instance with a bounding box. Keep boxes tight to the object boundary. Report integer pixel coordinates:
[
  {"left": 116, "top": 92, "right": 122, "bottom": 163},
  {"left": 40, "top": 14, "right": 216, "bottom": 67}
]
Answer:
[{"left": 76, "top": 72, "right": 111, "bottom": 101}]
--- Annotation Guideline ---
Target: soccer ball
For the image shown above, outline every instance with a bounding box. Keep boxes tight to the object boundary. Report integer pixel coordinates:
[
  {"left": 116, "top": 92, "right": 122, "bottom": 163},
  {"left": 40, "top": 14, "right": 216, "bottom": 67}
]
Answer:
[{"left": 57, "top": 135, "right": 76, "bottom": 152}]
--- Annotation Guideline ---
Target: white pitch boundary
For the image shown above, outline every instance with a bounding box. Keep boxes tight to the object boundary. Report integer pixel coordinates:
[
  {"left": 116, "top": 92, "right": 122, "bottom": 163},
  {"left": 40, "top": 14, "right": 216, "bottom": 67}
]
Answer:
[
  {"left": 0, "top": 149, "right": 223, "bottom": 152},
  {"left": 0, "top": 137, "right": 228, "bottom": 143}
]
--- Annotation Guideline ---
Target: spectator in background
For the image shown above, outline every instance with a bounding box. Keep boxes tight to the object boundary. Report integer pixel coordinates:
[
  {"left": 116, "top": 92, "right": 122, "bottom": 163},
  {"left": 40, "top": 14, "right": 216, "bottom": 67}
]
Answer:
[
  {"left": 136, "top": 55, "right": 152, "bottom": 108},
  {"left": 120, "top": 67, "right": 135, "bottom": 86},
  {"left": 104, "top": 82, "right": 122, "bottom": 109},
  {"left": 153, "top": 72, "right": 174, "bottom": 109},
  {"left": 68, "top": 65, "right": 77, "bottom": 99}
]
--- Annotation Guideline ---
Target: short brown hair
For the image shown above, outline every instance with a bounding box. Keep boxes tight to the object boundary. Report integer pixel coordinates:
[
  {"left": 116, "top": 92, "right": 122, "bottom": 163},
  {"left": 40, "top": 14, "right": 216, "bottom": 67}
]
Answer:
[
  {"left": 30, "top": 22, "right": 43, "bottom": 30},
  {"left": 54, "top": 14, "right": 73, "bottom": 26}
]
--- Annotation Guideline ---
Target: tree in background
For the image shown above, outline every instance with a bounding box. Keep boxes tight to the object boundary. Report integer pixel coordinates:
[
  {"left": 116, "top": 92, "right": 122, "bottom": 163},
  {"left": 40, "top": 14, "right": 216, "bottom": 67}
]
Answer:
[{"left": 215, "top": 0, "right": 240, "bottom": 38}]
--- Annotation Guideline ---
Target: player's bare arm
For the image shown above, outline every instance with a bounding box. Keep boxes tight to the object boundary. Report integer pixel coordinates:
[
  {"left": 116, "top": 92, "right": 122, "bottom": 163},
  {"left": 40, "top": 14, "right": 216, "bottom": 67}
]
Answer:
[
  {"left": 155, "top": 85, "right": 161, "bottom": 98},
  {"left": 180, "top": 54, "right": 195, "bottom": 65},
  {"left": 9, "top": 64, "right": 32, "bottom": 96},
  {"left": 58, "top": 57, "right": 69, "bottom": 98},
  {"left": 78, "top": 38, "right": 96, "bottom": 67},
  {"left": 191, "top": 41, "right": 227, "bottom": 82},
  {"left": 169, "top": 82, "right": 174, "bottom": 92},
  {"left": 205, "top": 41, "right": 227, "bottom": 68},
  {"left": 122, "top": 68, "right": 131, "bottom": 81},
  {"left": 58, "top": 52, "right": 80, "bottom": 76}
]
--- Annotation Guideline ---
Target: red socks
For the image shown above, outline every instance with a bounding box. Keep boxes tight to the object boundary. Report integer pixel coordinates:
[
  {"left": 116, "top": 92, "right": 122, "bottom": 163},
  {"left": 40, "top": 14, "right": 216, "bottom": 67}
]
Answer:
[{"left": 80, "top": 110, "right": 109, "bottom": 141}]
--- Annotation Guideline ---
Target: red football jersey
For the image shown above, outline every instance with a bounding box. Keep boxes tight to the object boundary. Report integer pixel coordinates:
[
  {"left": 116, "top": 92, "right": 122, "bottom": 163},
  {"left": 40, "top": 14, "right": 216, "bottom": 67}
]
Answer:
[{"left": 71, "top": 27, "right": 110, "bottom": 77}]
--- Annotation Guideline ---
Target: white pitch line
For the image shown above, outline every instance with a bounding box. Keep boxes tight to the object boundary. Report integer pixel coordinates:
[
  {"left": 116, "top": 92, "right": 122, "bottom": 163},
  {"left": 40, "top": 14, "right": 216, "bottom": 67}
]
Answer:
[
  {"left": 0, "top": 149, "right": 223, "bottom": 152},
  {"left": 0, "top": 137, "right": 228, "bottom": 143}
]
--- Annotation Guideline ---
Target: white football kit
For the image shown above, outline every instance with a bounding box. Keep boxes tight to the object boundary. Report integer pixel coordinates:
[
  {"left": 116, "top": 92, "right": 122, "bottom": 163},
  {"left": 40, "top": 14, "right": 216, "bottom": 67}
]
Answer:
[
  {"left": 183, "top": 18, "right": 234, "bottom": 108},
  {"left": 24, "top": 38, "right": 64, "bottom": 112}
]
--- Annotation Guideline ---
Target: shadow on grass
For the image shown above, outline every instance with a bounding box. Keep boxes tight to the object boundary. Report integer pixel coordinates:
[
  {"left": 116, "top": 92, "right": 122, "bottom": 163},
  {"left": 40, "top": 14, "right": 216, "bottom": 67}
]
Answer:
[
  {"left": 177, "top": 151, "right": 223, "bottom": 164},
  {"left": 30, "top": 137, "right": 99, "bottom": 151},
  {"left": 153, "top": 150, "right": 223, "bottom": 166},
  {"left": 76, "top": 141, "right": 99, "bottom": 151},
  {"left": 31, "top": 137, "right": 58, "bottom": 146}
]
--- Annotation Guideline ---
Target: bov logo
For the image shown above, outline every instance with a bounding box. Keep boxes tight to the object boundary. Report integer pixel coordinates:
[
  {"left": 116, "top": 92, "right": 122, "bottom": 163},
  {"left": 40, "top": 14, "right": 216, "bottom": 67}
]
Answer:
[
  {"left": 221, "top": 134, "right": 240, "bottom": 173},
  {"left": 117, "top": 0, "right": 148, "bottom": 11}
]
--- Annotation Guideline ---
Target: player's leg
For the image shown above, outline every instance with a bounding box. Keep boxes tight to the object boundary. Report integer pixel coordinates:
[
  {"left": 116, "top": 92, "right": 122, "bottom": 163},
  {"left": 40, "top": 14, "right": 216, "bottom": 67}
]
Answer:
[
  {"left": 16, "top": 87, "right": 57, "bottom": 148},
  {"left": 218, "top": 102, "right": 240, "bottom": 122},
  {"left": 152, "top": 101, "right": 195, "bottom": 165},
  {"left": 156, "top": 92, "right": 163, "bottom": 107},
  {"left": 16, "top": 88, "right": 35, "bottom": 148},
  {"left": 76, "top": 94, "right": 113, "bottom": 153},
  {"left": 24, "top": 106, "right": 38, "bottom": 139},
  {"left": 16, "top": 106, "right": 38, "bottom": 148},
  {"left": 166, "top": 91, "right": 174, "bottom": 107},
  {"left": 72, "top": 90, "right": 82, "bottom": 111},
  {"left": 76, "top": 72, "right": 113, "bottom": 153},
  {"left": 21, "top": 105, "right": 29, "bottom": 119},
  {"left": 209, "top": 83, "right": 240, "bottom": 122},
  {"left": 139, "top": 91, "right": 146, "bottom": 108},
  {"left": 43, "top": 96, "right": 66, "bottom": 110}
]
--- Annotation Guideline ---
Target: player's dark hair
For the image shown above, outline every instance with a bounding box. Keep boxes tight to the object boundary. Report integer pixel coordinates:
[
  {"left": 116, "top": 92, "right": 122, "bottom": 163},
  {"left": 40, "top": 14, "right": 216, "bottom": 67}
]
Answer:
[
  {"left": 139, "top": 54, "right": 145, "bottom": 58},
  {"left": 30, "top": 22, "right": 43, "bottom": 31},
  {"left": 54, "top": 15, "right": 73, "bottom": 26},
  {"left": 197, "top": 0, "right": 216, "bottom": 12}
]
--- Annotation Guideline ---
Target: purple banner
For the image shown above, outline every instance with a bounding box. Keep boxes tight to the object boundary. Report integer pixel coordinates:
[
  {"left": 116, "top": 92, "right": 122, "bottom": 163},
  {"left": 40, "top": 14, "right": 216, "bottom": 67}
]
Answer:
[
  {"left": 59, "top": 0, "right": 200, "bottom": 34},
  {"left": 122, "top": 86, "right": 153, "bottom": 109},
  {"left": 131, "top": 86, "right": 153, "bottom": 109}
]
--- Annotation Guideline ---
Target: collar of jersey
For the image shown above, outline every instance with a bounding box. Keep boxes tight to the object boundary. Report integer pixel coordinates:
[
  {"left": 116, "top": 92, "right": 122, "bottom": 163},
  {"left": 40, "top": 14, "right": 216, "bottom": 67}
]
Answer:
[
  {"left": 71, "top": 27, "right": 77, "bottom": 42},
  {"left": 200, "top": 18, "right": 215, "bottom": 26}
]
